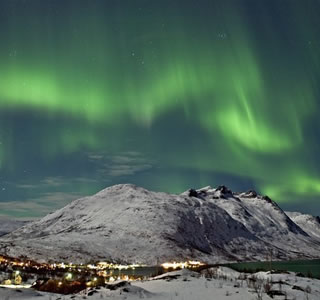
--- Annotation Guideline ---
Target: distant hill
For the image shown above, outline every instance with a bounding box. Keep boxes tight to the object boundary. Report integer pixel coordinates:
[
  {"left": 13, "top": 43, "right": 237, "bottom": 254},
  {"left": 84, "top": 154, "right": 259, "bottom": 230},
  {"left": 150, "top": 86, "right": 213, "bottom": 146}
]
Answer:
[{"left": 0, "top": 217, "right": 30, "bottom": 237}]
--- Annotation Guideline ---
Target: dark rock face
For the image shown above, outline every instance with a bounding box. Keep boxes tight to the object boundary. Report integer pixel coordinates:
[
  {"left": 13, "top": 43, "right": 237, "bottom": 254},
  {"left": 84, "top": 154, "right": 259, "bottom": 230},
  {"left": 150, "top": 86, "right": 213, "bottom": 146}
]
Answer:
[
  {"left": 188, "top": 189, "right": 207, "bottom": 199},
  {"left": 316, "top": 216, "right": 320, "bottom": 224},
  {"left": 216, "top": 185, "right": 233, "bottom": 195},
  {"left": 188, "top": 189, "right": 198, "bottom": 198},
  {"left": 262, "top": 195, "right": 272, "bottom": 203},
  {"left": 284, "top": 217, "right": 309, "bottom": 237}
]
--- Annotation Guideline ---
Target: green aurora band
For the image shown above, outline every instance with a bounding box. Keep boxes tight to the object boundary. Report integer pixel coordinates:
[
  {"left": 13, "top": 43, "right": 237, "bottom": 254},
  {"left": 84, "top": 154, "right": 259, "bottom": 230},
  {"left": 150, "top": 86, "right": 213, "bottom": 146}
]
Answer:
[{"left": 0, "top": 0, "right": 320, "bottom": 214}]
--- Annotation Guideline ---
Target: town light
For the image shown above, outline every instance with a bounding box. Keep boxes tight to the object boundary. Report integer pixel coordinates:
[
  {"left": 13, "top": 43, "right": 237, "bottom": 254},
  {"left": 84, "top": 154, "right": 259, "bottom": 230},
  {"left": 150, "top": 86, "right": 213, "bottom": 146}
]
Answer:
[{"left": 161, "top": 261, "right": 205, "bottom": 269}]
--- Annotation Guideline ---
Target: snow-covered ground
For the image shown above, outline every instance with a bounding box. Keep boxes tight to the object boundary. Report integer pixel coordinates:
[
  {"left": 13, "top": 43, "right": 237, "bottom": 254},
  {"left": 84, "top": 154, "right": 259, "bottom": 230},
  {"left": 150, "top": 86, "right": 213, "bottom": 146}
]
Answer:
[{"left": 0, "top": 267, "right": 319, "bottom": 300}]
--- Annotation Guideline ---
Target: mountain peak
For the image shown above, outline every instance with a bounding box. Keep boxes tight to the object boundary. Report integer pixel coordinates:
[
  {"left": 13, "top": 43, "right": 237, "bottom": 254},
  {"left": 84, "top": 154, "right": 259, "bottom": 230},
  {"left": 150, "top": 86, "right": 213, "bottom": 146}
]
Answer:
[
  {"left": 240, "top": 190, "right": 258, "bottom": 198},
  {"left": 97, "top": 183, "right": 141, "bottom": 194},
  {"left": 216, "top": 185, "right": 233, "bottom": 195}
]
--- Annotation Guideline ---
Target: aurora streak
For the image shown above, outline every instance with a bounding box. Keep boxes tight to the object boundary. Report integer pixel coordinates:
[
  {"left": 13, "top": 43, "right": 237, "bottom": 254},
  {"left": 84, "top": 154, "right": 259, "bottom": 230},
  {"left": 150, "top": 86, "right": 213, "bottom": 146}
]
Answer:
[{"left": 0, "top": 0, "right": 320, "bottom": 217}]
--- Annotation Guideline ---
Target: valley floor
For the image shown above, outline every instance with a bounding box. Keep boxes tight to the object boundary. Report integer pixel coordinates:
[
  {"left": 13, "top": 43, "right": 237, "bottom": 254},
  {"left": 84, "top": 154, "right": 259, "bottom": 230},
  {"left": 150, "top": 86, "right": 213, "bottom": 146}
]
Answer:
[{"left": 1, "top": 267, "right": 320, "bottom": 300}]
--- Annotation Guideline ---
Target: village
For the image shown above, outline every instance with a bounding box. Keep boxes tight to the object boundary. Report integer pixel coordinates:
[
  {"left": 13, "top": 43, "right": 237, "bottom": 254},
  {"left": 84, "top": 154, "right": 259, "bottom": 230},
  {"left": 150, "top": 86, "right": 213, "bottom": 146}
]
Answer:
[{"left": 0, "top": 255, "right": 206, "bottom": 294}]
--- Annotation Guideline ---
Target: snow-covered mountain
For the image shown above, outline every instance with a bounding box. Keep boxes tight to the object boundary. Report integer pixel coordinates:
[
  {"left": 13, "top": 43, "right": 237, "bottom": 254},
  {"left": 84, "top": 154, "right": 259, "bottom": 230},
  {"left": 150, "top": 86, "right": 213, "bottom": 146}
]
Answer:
[
  {"left": 0, "top": 217, "right": 30, "bottom": 237},
  {"left": 0, "top": 184, "right": 319, "bottom": 264},
  {"left": 286, "top": 211, "right": 320, "bottom": 240}
]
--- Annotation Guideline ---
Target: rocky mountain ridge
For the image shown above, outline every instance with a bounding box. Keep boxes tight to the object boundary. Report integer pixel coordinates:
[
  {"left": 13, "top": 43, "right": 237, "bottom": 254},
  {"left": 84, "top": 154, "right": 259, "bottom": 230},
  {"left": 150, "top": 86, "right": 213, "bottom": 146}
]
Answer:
[{"left": 0, "top": 184, "right": 319, "bottom": 264}]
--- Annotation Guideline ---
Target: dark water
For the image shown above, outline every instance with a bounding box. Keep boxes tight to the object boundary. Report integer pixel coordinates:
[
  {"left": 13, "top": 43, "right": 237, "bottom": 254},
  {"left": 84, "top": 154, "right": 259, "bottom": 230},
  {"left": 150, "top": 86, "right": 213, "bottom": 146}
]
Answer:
[
  {"left": 102, "top": 266, "right": 165, "bottom": 281},
  {"left": 226, "top": 259, "right": 320, "bottom": 279},
  {"left": 105, "top": 260, "right": 320, "bottom": 280}
]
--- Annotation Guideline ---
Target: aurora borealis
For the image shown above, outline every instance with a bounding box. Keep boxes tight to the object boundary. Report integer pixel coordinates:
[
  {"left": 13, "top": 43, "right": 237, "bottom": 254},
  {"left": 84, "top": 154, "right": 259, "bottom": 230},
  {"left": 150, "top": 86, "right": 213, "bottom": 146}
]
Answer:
[{"left": 0, "top": 0, "right": 320, "bottom": 217}]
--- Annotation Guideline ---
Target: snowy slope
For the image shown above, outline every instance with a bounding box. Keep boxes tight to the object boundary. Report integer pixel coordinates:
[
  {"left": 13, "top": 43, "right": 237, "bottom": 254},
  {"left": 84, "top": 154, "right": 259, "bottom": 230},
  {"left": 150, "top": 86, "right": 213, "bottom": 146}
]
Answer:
[
  {"left": 0, "top": 184, "right": 319, "bottom": 264},
  {"left": 286, "top": 211, "right": 320, "bottom": 240},
  {"left": 0, "top": 217, "right": 30, "bottom": 237},
  {"left": 193, "top": 186, "right": 319, "bottom": 259}
]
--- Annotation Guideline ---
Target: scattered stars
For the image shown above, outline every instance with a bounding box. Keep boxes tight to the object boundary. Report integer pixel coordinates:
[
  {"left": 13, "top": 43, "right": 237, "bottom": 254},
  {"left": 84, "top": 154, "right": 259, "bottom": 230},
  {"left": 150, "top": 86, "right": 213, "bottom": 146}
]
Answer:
[{"left": 130, "top": 51, "right": 145, "bottom": 66}]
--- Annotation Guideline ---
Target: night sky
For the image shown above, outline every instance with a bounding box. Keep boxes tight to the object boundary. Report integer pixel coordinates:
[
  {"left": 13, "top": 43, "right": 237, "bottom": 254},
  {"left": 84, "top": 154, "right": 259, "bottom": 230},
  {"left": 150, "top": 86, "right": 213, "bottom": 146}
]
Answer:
[{"left": 1, "top": 0, "right": 320, "bottom": 218}]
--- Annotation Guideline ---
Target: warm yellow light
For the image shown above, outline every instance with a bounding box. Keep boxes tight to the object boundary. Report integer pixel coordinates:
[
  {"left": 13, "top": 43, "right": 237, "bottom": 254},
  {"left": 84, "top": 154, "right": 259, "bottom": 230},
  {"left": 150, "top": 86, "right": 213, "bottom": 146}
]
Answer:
[
  {"left": 188, "top": 261, "right": 205, "bottom": 268},
  {"left": 87, "top": 264, "right": 97, "bottom": 269},
  {"left": 161, "top": 261, "right": 205, "bottom": 269}
]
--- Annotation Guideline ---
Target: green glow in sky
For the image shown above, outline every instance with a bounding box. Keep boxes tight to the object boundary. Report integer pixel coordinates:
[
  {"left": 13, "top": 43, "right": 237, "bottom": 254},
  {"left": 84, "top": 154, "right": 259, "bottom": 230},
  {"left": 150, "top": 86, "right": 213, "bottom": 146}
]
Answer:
[
  {"left": 0, "top": 0, "right": 319, "bottom": 217},
  {"left": 261, "top": 174, "right": 320, "bottom": 203}
]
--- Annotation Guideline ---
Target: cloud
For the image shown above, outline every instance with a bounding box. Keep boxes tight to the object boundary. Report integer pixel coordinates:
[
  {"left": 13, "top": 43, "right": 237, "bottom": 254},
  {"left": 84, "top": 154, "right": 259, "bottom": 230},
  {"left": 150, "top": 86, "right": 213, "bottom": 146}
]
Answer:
[
  {"left": 15, "top": 176, "right": 66, "bottom": 190},
  {"left": 15, "top": 184, "right": 38, "bottom": 189},
  {"left": 2, "top": 151, "right": 154, "bottom": 218},
  {"left": 87, "top": 153, "right": 105, "bottom": 161},
  {"left": 93, "top": 151, "right": 154, "bottom": 177},
  {"left": 16, "top": 176, "right": 99, "bottom": 190},
  {"left": 41, "top": 176, "right": 66, "bottom": 187},
  {"left": 0, "top": 192, "right": 82, "bottom": 218},
  {"left": 107, "top": 163, "right": 152, "bottom": 177}
]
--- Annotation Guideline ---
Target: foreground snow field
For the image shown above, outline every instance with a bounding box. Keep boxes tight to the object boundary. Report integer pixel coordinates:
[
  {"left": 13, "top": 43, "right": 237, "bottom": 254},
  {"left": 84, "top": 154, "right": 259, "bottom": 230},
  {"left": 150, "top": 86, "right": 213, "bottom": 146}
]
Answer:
[{"left": 0, "top": 267, "right": 319, "bottom": 300}]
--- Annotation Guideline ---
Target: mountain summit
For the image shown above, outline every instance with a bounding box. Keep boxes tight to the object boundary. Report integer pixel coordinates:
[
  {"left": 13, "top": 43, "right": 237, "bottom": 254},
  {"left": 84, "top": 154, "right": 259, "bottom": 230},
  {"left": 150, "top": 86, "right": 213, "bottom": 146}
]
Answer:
[{"left": 0, "top": 184, "right": 319, "bottom": 264}]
